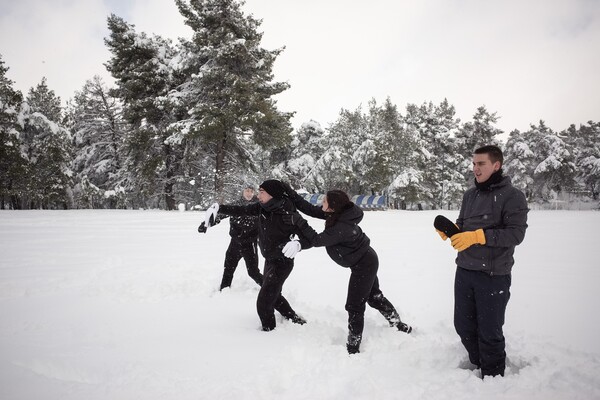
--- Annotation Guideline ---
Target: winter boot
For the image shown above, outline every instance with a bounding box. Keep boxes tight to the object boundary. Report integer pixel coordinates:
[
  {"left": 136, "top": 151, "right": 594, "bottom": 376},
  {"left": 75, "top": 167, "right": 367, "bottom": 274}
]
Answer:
[
  {"left": 287, "top": 314, "right": 307, "bottom": 325},
  {"left": 396, "top": 321, "right": 412, "bottom": 334},
  {"left": 384, "top": 310, "right": 412, "bottom": 334},
  {"left": 347, "top": 333, "right": 362, "bottom": 354}
]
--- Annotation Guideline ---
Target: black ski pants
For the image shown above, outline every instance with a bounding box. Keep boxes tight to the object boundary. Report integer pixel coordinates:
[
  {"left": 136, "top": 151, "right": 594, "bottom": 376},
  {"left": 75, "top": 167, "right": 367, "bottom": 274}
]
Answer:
[
  {"left": 345, "top": 247, "right": 402, "bottom": 340},
  {"left": 256, "top": 257, "right": 298, "bottom": 331},
  {"left": 454, "top": 267, "right": 511, "bottom": 377},
  {"left": 220, "top": 239, "right": 262, "bottom": 290}
]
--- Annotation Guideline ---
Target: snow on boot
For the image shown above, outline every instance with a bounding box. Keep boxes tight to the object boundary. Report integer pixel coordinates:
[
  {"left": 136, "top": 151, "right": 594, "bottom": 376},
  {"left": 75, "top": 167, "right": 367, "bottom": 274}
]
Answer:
[
  {"left": 396, "top": 322, "right": 412, "bottom": 334},
  {"left": 288, "top": 314, "right": 306, "bottom": 325},
  {"left": 347, "top": 333, "right": 362, "bottom": 354}
]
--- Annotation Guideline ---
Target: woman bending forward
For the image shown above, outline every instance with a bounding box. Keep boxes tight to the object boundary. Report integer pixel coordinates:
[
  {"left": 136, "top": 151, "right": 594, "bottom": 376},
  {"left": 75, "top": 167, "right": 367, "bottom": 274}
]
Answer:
[{"left": 282, "top": 189, "right": 412, "bottom": 354}]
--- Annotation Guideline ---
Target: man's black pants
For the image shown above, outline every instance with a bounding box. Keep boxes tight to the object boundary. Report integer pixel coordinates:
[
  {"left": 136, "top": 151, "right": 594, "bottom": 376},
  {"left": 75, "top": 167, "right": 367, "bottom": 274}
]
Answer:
[
  {"left": 256, "top": 257, "right": 298, "bottom": 331},
  {"left": 220, "top": 239, "right": 262, "bottom": 290},
  {"left": 454, "top": 267, "right": 511, "bottom": 377}
]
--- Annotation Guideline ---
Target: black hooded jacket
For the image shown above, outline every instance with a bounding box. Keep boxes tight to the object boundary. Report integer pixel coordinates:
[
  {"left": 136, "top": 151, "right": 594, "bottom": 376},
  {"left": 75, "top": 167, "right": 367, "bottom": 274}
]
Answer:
[
  {"left": 219, "top": 197, "right": 312, "bottom": 260},
  {"left": 226, "top": 197, "right": 258, "bottom": 244},
  {"left": 292, "top": 196, "right": 371, "bottom": 268}
]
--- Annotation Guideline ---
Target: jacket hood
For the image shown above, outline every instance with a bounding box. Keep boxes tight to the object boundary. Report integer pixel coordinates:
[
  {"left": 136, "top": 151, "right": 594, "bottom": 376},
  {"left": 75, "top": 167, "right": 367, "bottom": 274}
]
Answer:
[{"left": 337, "top": 203, "right": 363, "bottom": 224}]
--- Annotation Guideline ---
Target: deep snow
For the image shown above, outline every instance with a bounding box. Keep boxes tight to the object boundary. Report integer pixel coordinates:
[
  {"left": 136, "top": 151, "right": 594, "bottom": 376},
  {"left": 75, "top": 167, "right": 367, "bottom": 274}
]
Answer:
[{"left": 0, "top": 209, "right": 599, "bottom": 399}]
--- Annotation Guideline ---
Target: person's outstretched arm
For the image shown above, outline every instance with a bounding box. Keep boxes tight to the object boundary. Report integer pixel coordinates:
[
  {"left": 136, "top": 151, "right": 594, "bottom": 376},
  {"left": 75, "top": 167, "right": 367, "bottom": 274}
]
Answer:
[
  {"left": 283, "top": 184, "right": 328, "bottom": 220},
  {"left": 219, "top": 202, "right": 261, "bottom": 217}
]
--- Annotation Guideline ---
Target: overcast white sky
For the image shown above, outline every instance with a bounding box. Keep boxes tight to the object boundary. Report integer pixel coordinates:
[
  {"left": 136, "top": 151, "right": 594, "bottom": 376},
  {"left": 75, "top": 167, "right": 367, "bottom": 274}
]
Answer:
[{"left": 1, "top": 0, "right": 599, "bottom": 135}]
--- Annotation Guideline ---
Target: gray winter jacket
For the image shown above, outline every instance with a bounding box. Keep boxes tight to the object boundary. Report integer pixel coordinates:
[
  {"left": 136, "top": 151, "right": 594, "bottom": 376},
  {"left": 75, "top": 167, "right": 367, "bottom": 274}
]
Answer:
[{"left": 455, "top": 175, "right": 528, "bottom": 275}]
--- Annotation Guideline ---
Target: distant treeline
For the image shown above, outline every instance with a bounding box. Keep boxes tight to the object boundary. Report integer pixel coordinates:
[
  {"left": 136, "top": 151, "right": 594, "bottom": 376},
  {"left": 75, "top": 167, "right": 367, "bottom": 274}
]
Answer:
[{"left": 1, "top": 0, "right": 598, "bottom": 210}]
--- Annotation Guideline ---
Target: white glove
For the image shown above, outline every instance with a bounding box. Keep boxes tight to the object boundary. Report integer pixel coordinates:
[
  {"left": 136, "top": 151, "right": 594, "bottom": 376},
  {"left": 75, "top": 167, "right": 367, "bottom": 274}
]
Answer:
[
  {"left": 205, "top": 203, "right": 219, "bottom": 227},
  {"left": 282, "top": 240, "right": 301, "bottom": 258}
]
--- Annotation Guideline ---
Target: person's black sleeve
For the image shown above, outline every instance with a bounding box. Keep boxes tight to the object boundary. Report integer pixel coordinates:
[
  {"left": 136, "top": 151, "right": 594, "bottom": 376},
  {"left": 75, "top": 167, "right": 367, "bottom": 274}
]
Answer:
[{"left": 219, "top": 202, "right": 261, "bottom": 217}]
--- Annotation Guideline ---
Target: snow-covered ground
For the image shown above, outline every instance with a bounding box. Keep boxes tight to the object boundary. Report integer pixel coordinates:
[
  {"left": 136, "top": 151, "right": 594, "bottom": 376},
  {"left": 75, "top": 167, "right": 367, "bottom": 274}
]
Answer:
[{"left": 0, "top": 209, "right": 599, "bottom": 400}]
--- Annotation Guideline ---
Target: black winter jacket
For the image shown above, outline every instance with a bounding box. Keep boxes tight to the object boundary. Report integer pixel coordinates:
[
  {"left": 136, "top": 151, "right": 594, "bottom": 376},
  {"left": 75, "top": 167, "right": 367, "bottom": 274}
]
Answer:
[
  {"left": 219, "top": 198, "right": 312, "bottom": 260},
  {"left": 292, "top": 197, "right": 371, "bottom": 268},
  {"left": 456, "top": 175, "right": 528, "bottom": 275},
  {"left": 225, "top": 197, "right": 258, "bottom": 244}
]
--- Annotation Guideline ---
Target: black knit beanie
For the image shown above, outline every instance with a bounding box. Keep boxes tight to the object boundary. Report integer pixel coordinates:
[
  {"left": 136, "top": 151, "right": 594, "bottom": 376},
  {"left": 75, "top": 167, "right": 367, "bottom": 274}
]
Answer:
[{"left": 259, "top": 179, "right": 286, "bottom": 199}]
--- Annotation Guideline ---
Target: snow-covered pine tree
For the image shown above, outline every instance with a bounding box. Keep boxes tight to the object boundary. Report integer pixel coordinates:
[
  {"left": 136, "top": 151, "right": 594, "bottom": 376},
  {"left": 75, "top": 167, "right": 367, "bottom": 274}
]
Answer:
[
  {"left": 174, "top": 0, "right": 293, "bottom": 201},
  {"left": 283, "top": 120, "right": 326, "bottom": 190},
  {"left": 66, "top": 76, "right": 126, "bottom": 208},
  {"left": 0, "top": 55, "right": 25, "bottom": 209},
  {"left": 19, "top": 78, "right": 72, "bottom": 209},
  {"left": 565, "top": 121, "right": 600, "bottom": 200},
  {"left": 387, "top": 104, "right": 430, "bottom": 209},
  {"left": 379, "top": 97, "right": 413, "bottom": 177},
  {"left": 455, "top": 106, "right": 503, "bottom": 153},
  {"left": 105, "top": 14, "right": 183, "bottom": 210},
  {"left": 412, "top": 99, "right": 464, "bottom": 209},
  {"left": 308, "top": 106, "right": 367, "bottom": 193},
  {"left": 387, "top": 103, "right": 428, "bottom": 209},
  {"left": 527, "top": 121, "right": 576, "bottom": 202},
  {"left": 503, "top": 129, "right": 535, "bottom": 200},
  {"left": 358, "top": 98, "right": 400, "bottom": 195},
  {"left": 351, "top": 101, "right": 383, "bottom": 194}
]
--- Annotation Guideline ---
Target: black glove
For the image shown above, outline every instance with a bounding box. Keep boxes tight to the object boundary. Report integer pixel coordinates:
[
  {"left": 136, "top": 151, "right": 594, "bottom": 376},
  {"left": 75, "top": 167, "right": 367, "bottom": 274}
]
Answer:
[
  {"left": 281, "top": 181, "right": 302, "bottom": 202},
  {"left": 198, "top": 216, "right": 221, "bottom": 234},
  {"left": 282, "top": 212, "right": 306, "bottom": 227},
  {"left": 434, "top": 215, "right": 462, "bottom": 238},
  {"left": 281, "top": 181, "right": 294, "bottom": 197}
]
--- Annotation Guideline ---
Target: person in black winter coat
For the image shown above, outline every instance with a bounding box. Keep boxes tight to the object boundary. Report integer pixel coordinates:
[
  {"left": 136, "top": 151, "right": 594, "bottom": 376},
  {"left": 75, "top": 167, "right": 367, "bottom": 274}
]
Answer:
[
  {"left": 203, "top": 180, "right": 312, "bottom": 331},
  {"left": 437, "top": 145, "right": 528, "bottom": 378},
  {"left": 218, "top": 187, "right": 262, "bottom": 290},
  {"left": 282, "top": 188, "right": 412, "bottom": 354}
]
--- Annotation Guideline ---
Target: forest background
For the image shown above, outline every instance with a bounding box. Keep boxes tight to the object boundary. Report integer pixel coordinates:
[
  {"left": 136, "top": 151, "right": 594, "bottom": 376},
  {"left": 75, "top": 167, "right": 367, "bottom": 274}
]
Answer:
[{"left": 1, "top": 0, "right": 599, "bottom": 211}]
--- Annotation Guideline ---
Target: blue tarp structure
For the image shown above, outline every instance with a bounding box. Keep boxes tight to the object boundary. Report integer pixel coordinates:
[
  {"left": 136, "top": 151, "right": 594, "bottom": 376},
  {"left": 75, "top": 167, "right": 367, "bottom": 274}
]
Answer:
[{"left": 299, "top": 193, "right": 387, "bottom": 210}]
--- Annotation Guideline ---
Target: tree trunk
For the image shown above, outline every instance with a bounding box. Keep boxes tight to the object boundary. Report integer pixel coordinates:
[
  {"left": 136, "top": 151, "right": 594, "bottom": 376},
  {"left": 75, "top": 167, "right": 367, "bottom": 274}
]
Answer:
[
  {"left": 214, "top": 137, "right": 226, "bottom": 203},
  {"left": 165, "top": 181, "right": 175, "bottom": 210},
  {"left": 163, "top": 143, "right": 176, "bottom": 210}
]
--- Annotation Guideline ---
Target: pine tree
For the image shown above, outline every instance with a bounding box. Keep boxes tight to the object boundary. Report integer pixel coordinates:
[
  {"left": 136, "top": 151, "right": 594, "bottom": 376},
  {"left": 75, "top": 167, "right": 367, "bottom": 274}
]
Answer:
[
  {"left": 283, "top": 120, "right": 326, "bottom": 189},
  {"left": 504, "top": 129, "right": 536, "bottom": 201},
  {"left": 175, "top": 0, "right": 293, "bottom": 201},
  {"left": 0, "top": 55, "right": 25, "bottom": 209},
  {"left": 567, "top": 121, "right": 600, "bottom": 200},
  {"left": 20, "top": 78, "right": 72, "bottom": 209},
  {"left": 388, "top": 103, "right": 429, "bottom": 209},
  {"left": 456, "top": 106, "right": 503, "bottom": 153},
  {"left": 308, "top": 106, "right": 367, "bottom": 192},
  {"left": 410, "top": 99, "right": 463, "bottom": 209},
  {"left": 379, "top": 97, "right": 413, "bottom": 175},
  {"left": 382, "top": 101, "right": 421, "bottom": 209},
  {"left": 526, "top": 121, "right": 576, "bottom": 201},
  {"left": 66, "top": 76, "right": 127, "bottom": 208},
  {"left": 307, "top": 99, "right": 407, "bottom": 196},
  {"left": 359, "top": 98, "right": 399, "bottom": 195},
  {"left": 105, "top": 14, "right": 184, "bottom": 209}
]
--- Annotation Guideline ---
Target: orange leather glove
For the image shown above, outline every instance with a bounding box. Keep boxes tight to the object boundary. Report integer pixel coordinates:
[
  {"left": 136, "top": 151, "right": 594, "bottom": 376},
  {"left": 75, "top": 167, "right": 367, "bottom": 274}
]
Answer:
[
  {"left": 436, "top": 229, "right": 448, "bottom": 241},
  {"left": 451, "top": 229, "right": 486, "bottom": 252}
]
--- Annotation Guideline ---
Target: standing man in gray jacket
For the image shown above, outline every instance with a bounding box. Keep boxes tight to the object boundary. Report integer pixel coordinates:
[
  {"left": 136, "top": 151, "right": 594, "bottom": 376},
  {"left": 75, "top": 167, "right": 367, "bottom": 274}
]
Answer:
[{"left": 438, "top": 145, "right": 528, "bottom": 378}]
